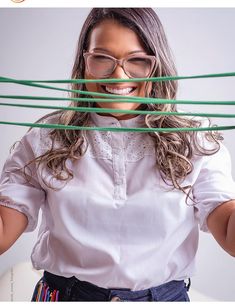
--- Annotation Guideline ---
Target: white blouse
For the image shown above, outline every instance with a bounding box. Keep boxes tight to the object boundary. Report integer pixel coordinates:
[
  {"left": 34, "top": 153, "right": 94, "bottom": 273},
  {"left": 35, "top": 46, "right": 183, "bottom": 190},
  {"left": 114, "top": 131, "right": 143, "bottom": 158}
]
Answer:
[{"left": 1, "top": 112, "right": 235, "bottom": 291}]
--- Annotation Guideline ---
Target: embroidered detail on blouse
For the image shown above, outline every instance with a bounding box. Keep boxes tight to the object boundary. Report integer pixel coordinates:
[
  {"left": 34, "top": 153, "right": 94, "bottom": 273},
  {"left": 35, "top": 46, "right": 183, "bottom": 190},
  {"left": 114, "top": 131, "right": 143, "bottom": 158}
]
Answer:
[
  {"left": 124, "top": 132, "right": 156, "bottom": 162},
  {"left": 86, "top": 130, "right": 113, "bottom": 160},
  {"left": 86, "top": 125, "right": 156, "bottom": 161}
]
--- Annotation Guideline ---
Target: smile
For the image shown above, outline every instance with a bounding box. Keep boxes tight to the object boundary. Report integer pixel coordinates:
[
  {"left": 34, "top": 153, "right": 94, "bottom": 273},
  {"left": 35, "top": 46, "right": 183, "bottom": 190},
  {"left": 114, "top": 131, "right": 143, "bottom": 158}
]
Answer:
[{"left": 101, "top": 85, "right": 137, "bottom": 95}]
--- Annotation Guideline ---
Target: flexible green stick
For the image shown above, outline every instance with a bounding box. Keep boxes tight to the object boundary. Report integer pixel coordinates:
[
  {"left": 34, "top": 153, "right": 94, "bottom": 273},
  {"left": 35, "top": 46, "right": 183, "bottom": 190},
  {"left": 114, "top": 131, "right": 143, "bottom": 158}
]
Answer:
[
  {"left": 1, "top": 120, "right": 235, "bottom": 133},
  {"left": 1, "top": 94, "right": 235, "bottom": 105},
  {"left": 1, "top": 71, "right": 235, "bottom": 84},
  {"left": 1, "top": 102, "right": 235, "bottom": 118},
  {"left": 0, "top": 77, "right": 145, "bottom": 100},
  {"left": 1, "top": 72, "right": 235, "bottom": 100}
]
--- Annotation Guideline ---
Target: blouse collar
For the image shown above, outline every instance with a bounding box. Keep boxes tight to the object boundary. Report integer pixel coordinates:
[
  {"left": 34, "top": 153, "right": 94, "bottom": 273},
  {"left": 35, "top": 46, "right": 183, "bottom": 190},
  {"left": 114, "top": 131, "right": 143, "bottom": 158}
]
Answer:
[{"left": 90, "top": 112, "right": 146, "bottom": 128}]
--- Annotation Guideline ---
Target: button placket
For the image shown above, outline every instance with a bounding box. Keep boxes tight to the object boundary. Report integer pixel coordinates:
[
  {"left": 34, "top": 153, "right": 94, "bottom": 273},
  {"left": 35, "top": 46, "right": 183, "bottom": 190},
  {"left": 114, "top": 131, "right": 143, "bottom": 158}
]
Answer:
[{"left": 111, "top": 125, "right": 127, "bottom": 205}]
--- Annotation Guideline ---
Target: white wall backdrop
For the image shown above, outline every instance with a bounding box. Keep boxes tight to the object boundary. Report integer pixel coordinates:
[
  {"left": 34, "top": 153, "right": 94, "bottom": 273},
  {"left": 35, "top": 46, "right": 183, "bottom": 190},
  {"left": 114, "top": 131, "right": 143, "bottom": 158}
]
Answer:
[{"left": 0, "top": 8, "right": 235, "bottom": 301}]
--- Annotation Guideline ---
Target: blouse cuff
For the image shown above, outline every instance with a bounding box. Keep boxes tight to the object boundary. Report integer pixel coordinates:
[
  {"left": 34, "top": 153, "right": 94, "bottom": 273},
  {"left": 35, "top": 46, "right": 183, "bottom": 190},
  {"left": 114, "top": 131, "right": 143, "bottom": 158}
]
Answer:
[{"left": 0, "top": 196, "right": 37, "bottom": 232}]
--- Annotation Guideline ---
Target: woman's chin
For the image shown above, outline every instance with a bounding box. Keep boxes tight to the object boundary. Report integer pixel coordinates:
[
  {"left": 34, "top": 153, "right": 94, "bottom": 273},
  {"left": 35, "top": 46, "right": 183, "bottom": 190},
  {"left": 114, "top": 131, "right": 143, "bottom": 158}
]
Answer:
[
  {"left": 98, "top": 112, "right": 139, "bottom": 120},
  {"left": 94, "top": 102, "right": 143, "bottom": 119}
]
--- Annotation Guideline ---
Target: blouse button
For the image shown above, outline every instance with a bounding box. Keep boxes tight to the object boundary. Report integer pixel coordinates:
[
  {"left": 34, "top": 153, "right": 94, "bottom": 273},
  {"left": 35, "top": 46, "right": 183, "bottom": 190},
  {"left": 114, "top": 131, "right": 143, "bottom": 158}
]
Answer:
[{"left": 116, "top": 178, "right": 123, "bottom": 185}]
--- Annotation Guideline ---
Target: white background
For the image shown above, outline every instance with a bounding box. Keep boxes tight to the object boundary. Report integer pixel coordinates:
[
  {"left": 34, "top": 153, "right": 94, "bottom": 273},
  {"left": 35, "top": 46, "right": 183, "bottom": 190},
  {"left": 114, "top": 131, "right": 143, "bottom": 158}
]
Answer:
[{"left": 0, "top": 6, "right": 235, "bottom": 301}]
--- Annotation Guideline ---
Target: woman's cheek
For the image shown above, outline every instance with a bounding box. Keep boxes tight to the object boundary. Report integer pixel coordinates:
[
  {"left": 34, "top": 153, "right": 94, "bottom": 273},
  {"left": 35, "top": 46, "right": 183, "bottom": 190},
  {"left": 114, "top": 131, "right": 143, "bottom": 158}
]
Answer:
[
  {"left": 85, "top": 82, "right": 99, "bottom": 95},
  {"left": 85, "top": 83, "right": 93, "bottom": 93},
  {"left": 84, "top": 71, "right": 96, "bottom": 93}
]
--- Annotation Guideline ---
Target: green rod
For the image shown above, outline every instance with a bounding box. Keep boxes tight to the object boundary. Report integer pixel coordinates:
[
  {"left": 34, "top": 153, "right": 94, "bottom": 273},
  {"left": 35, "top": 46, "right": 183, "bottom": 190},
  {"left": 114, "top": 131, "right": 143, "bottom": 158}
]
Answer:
[
  {"left": 0, "top": 120, "right": 235, "bottom": 133},
  {"left": 1, "top": 71, "right": 235, "bottom": 84},
  {"left": 1, "top": 101, "right": 235, "bottom": 118},
  {"left": 1, "top": 94, "right": 235, "bottom": 105}
]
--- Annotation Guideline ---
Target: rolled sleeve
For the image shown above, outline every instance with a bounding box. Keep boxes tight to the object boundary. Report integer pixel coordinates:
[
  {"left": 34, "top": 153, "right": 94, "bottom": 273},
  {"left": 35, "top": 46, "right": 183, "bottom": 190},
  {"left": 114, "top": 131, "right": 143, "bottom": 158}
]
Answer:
[
  {"left": 0, "top": 131, "right": 46, "bottom": 232},
  {"left": 193, "top": 143, "right": 235, "bottom": 233}
]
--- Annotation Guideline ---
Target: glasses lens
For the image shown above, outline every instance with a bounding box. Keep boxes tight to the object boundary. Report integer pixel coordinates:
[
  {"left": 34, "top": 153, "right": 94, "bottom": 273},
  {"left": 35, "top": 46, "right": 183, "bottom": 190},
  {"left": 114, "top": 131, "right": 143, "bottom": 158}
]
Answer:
[
  {"left": 125, "top": 57, "right": 153, "bottom": 78},
  {"left": 87, "top": 54, "right": 115, "bottom": 78}
]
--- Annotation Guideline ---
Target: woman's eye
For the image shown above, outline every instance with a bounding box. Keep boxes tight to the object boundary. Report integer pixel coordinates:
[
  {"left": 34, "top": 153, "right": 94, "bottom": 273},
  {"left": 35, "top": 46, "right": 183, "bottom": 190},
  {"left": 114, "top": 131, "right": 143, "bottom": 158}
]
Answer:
[
  {"left": 128, "top": 58, "right": 148, "bottom": 63},
  {"left": 93, "top": 55, "right": 110, "bottom": 61}
]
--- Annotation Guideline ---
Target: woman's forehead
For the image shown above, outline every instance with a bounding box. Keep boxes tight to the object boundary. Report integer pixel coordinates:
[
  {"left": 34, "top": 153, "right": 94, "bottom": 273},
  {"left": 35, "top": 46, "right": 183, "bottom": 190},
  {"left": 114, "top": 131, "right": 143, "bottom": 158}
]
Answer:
[{"left": 88, "top": 19, "right": 146, "bottom": 54}]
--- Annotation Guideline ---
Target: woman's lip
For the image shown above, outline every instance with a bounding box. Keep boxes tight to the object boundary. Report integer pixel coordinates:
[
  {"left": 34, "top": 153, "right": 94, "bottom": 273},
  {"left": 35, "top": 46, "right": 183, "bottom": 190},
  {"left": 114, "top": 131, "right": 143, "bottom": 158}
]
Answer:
[
  {"left": 99, "top": 84, "right": 138, "bottom": 95},
  {"left": 100, "top": 85, "right": 137, "bottom": 89}
]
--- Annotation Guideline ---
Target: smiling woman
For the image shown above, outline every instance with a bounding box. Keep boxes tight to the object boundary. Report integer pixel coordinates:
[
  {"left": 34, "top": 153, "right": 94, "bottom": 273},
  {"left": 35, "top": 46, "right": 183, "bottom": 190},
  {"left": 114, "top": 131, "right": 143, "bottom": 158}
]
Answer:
[
  {"left": 1, "top": 7, "right": 235, "bottom": 303},
  {"left": 83, "top": 19, "right": 156, "bottom": 119}
]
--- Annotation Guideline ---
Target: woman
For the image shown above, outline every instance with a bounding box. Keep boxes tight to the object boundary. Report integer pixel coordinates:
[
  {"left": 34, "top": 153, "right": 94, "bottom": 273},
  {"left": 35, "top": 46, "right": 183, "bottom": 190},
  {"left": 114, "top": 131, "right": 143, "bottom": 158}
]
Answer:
[{"left": 1, "top": 8, "right": 235, "bottom": 302}]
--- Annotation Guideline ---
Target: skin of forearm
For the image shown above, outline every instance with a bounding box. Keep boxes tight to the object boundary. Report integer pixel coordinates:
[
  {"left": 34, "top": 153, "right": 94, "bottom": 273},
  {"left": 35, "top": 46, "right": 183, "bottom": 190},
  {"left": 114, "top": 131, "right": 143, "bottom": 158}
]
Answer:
[
  {"left": 0, "top": 214, "right": 4, "bottom": 254},
  {"left": 226, "top": 209, "right": 235, "bottom": 256}
]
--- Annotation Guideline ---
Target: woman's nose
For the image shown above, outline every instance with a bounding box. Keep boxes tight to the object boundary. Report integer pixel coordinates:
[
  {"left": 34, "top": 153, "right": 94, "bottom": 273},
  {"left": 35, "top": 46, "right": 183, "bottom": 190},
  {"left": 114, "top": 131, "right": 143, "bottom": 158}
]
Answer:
[{"left": 111, "top": 64, "right": 129, "bottom": 79}]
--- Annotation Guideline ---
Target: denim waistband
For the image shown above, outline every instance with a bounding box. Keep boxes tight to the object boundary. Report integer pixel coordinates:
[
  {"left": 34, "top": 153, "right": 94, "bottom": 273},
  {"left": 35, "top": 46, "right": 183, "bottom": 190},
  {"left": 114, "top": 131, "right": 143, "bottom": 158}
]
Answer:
[{"left": 43, "top": 271, "right": 191, "bottom": 301}]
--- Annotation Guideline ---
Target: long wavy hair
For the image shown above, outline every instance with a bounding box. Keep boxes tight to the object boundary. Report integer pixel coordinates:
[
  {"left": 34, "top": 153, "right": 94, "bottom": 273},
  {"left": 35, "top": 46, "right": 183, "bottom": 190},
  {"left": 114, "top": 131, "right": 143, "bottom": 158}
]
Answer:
[{"left": 24, "top": 8, "right": 221, "bottom": 200}]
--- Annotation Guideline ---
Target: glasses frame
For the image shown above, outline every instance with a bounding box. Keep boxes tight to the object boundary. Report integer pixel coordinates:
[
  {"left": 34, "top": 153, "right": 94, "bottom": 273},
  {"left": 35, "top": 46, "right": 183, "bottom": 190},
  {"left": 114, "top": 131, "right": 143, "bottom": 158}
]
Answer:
[{"left": 83, "top": 52, "right": 157, "bottom": 79}]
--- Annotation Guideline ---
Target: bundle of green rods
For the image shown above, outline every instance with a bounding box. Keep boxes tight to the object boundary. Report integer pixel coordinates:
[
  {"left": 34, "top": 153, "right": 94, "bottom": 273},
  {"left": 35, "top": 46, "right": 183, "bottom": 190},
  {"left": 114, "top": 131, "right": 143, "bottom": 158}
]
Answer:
[{"left": 0, "top": 72, "right": 235, "bottom": 133}]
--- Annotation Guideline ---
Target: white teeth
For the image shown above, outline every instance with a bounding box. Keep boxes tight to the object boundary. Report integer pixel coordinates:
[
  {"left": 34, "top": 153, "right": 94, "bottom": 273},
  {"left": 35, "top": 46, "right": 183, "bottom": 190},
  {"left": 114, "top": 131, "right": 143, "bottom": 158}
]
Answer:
[{"left": 105, "top": 86, "right": 133, "bottom": 95}]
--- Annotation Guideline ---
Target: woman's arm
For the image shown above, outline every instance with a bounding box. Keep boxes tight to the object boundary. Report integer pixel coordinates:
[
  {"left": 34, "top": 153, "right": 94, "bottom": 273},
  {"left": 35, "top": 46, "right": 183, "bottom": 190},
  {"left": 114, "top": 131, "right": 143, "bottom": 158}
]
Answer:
[
  {"left": 207, "top": 199, "right": 235, "bottom": 256},
  {"left": 0, "top": 205, "right": 28, "bottom": 255}
]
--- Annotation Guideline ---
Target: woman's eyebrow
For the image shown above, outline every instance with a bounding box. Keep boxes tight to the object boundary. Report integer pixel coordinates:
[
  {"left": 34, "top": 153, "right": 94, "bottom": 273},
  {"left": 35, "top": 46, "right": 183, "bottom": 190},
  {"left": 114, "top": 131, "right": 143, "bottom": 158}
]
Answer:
[{"left": 92, "top": 48, "right": 146, "bottom": 54}]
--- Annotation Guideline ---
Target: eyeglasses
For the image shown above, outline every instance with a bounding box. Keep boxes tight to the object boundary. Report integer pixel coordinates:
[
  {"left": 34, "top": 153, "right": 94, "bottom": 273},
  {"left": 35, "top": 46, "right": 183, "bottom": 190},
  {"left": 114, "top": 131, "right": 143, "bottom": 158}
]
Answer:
[{"left": 83, "top": 52, "right": 156, "bottom": 79}]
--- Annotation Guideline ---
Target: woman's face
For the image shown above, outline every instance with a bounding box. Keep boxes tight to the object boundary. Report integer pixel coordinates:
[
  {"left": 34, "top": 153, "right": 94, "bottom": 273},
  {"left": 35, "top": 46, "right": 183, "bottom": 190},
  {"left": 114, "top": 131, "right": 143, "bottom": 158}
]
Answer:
[{"left": 84, "top": 19, "right": 153, "bottom": 120}]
